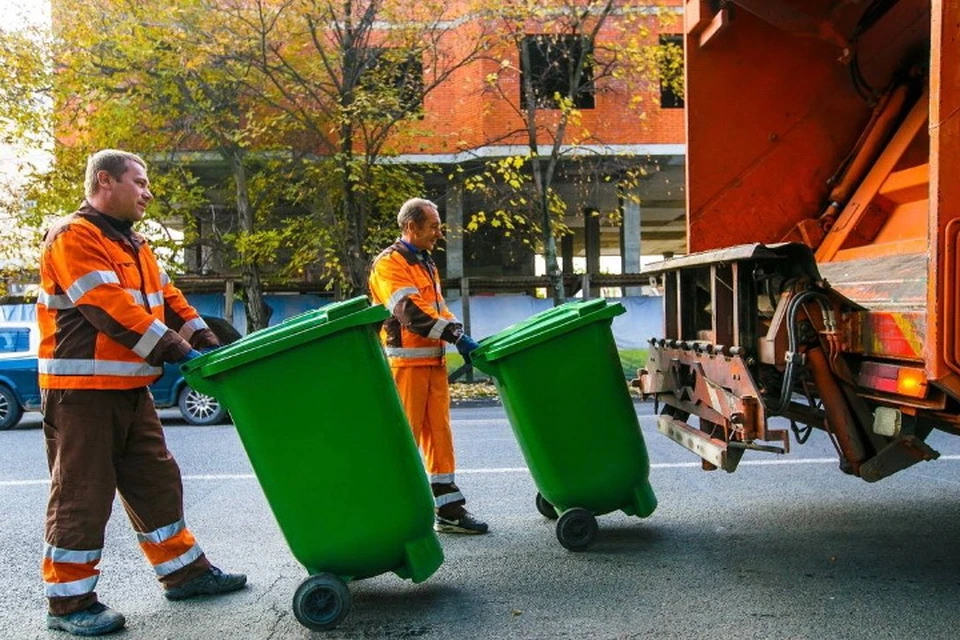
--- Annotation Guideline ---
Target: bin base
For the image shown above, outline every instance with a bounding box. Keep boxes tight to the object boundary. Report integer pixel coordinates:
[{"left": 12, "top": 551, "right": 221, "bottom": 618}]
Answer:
[
  {"left": 621, "top": 482, "right": 658, "bottom": 518},
  {"left": 394, "top": 532, "right": 444, "bottom": 583}
]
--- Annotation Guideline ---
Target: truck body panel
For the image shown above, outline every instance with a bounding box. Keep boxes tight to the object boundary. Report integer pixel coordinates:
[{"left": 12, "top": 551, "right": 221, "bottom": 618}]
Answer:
[{"left": 639, "top": 0, "right": 960, "bottom": 479}]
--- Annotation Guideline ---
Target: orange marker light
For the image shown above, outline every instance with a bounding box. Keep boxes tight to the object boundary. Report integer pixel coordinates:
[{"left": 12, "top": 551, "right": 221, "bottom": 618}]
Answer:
[{"left": 896, "top": 368, "right": 926, "bottom": 398}]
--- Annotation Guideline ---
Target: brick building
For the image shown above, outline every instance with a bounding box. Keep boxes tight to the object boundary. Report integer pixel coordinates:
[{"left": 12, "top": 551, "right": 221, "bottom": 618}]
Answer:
[{"left": 386, "top": 0, "right": 688, "bottom": 284}]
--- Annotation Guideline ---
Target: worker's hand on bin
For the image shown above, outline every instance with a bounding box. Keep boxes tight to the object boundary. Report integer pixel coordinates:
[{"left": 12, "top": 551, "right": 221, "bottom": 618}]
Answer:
[
  {"left": 455, "top": 334, "right": 480, "bottom": 364},
  {"left": 177, "top": 349, "right": 202, "bottom": 364}
]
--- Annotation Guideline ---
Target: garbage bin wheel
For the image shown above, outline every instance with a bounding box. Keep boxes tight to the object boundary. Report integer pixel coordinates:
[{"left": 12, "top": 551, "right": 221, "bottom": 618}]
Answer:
[
  {"left": 535, "top": 492, "right": 558, "bottom": 520},
  {"left": 292, "top": 573, "right": 351, "bottom": 631},
  {"left": 555, "top": 508, "right": 598, "bottom": 551}
]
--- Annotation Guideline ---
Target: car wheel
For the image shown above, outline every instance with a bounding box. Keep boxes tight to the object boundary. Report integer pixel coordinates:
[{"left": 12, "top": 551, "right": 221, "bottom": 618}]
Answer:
[
  {"left": 0, "top": 384, "right": 24, "bottom": 431},
  {"left": 177, "top": 385, "right": 229, "bottom": 425}
]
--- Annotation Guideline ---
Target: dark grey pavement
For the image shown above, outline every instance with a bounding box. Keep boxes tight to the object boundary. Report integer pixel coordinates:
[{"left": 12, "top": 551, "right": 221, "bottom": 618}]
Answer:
[{"left": 2, "top": 404, "right": 960, "bottom": 639}]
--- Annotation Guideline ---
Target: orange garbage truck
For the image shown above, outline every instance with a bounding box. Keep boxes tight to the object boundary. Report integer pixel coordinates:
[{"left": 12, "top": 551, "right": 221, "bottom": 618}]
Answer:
[{"left": 636, "top": 0, "right": 960, "bottom": 481}]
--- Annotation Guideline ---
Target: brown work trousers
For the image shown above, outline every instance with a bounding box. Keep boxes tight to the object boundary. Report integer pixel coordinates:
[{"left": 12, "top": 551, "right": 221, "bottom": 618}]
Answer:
[{"left": 42, "top": 388, "right": 210, "bottom": 615}]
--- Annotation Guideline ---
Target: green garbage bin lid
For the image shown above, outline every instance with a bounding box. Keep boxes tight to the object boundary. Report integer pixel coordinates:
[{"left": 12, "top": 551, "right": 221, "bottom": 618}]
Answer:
[
  {"left": 472, "top": 298, "right": 625, "bottom": 364},
  {"left": 182, "top": 296, "right": 389, "bottom": 381}
]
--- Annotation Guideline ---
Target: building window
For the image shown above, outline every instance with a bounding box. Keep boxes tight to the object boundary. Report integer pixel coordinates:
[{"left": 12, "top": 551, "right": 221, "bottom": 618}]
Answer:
[
  {"left": 520, "top": 35, "right": 595, "bottom": 110},
  {"left": 359, "top": 48, "right": 424, "bottom": 115},
  {"left": 658, "top": 34, "right": 684, "bottom": 109}
]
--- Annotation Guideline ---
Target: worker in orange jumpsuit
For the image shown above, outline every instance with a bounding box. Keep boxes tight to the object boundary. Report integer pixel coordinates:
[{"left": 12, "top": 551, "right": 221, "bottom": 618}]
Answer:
[
  {"left": 38, "top": 150, "right": 247, "bottom": 637},
  {"left": 369, "top": 198, "right": 488, "bottom": 535}
]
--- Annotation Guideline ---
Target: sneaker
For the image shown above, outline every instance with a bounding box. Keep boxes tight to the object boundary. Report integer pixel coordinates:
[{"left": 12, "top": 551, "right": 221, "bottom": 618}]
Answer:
[
  {"left": 434, "top": 512, "right": 489, "bottom": 535},
  {"left": 46, "top": 602, "right": 125, "bottom": 636},
  {"left": 164, "top": 566, "right": 247, "bottom": 601}
]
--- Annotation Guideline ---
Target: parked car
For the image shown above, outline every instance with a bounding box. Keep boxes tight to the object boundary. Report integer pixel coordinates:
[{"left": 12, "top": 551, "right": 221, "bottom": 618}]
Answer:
[{"left": 0, "top": 318, "right": 241, "bottom": 430}]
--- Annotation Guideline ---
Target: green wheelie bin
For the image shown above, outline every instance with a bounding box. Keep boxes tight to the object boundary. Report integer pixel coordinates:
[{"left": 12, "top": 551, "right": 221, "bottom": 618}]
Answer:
[
  {"left": 470, "top": 298, "right": 656, "bottom": 551},
  {"left": 181, "top": 296, "right": 443, "bottom": 630}
]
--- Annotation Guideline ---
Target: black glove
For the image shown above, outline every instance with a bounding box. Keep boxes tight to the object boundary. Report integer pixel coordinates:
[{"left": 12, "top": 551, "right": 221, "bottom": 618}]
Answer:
[
  {"left": 455, "top": 335, "right": 480, "bottom": 363},
  {"left": 199, "top": 345, "right": 221, "bottom": 354},
  {"left": 177, "top": 349, "right": 202, "bottom": 364}
]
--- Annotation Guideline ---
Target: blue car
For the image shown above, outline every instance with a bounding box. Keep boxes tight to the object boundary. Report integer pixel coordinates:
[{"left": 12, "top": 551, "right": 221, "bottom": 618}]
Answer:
[{"left": 0, "top": 319, "right": 239, "bottom": 430}]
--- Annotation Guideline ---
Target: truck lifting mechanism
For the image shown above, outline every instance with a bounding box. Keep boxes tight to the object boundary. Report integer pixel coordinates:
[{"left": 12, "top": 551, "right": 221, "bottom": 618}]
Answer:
[{"left": 635, "top": 0, "right": 960, "bottom": 481}]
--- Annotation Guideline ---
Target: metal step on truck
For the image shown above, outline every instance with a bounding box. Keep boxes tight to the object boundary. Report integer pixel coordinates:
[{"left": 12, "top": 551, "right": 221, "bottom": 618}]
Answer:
[{"left": 635, "top": 0, "right": 960, "bottom": 481}]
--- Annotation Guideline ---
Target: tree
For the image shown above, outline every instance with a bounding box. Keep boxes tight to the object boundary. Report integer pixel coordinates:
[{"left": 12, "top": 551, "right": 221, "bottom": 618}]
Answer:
[
  {"left": 464, "top": 0, "right": 679, "bottom": 302},
  {"left": 214, "top": 0, "right": 490, "bottom": 295}
]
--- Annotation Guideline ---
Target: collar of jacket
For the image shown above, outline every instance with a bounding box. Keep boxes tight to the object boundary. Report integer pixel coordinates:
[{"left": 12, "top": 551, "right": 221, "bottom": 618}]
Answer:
[
  {"left": 77, "top": 202, "right": 146, "bottom": 249},
  {"left": 394, "top": 238, "right": 429, "bottom": 266}
]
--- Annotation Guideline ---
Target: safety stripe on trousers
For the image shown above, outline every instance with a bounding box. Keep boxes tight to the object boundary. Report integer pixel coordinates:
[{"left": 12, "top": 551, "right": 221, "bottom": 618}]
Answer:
[
  {"left": 42, "top": 543, "right": 102, "bottom": 598},
  {"left": 435, "top": 491, "right": 465, "bottom": 507},
  {"left": 152, "top": 545, "right": 204, "bottom": 577},
  {"left": 137, "top": 519, "right": 204, "bottom": 577}
]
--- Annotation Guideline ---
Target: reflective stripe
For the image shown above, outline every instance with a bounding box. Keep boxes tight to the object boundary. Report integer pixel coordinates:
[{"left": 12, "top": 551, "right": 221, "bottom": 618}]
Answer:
[
  {"left": 126, "top": 289, "right": 146, "bottom": 306},
  {"left": 384, "top": 347, "right": 444, "bottom": 359},
  {"left": 45, "top": 575, "right": 98, "bottom": 598},
  {"left": 386, "top": 287, "right": 418, "bottom": 313},
  {"left": 43, "top": 543, "right": 101, "bottom": 564},
  {"left": 160, "top": 271, "right": 171, "bottom": 287},
  {"left": 435, "top": 491, "right": 465, "bottom": 507},
  {"left": 137, "top": 519, "right": 185, "bottom": 545},
  {"left": 429, "top": 473, "right": 455, "bottom": 484},
  {"left": 180, "top": 317, "right": 209, "bottom": 341},
  {"left": 146, "top": 291, "right": 165, "bottom": 308},
  {"left": 152, "top": 544, "right": 204, "bottom": 577},
  {"left": 439, "top": 302, "right": 449, "bottom": 314},
  {"left": 427, "top": 318, "right": 449, "bottom": 340},
  {"left": 66, "top": 270, "right": 120, "bottom": 303},
  {"left": 39, "top": 358, "right": 163, "bottom": 377},
  {"left": 37, "top": 290, "right": 74, "bottom": 310},
  {"left": 132, "top": 319, "right": 168, "bottom": 358}
]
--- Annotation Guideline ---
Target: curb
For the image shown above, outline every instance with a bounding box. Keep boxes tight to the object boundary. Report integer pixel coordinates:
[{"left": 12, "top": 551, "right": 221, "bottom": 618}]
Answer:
[{"left": 450, "top": 398, "right": 502, "bottom": 408}]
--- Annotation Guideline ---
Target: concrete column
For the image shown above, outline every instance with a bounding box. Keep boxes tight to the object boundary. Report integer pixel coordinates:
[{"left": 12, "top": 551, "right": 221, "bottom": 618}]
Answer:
[
  {"left": 621, "top": 193, "right": 643, "bottom": 296},
  {"left": 561, "top": 233, "right": 575, "bottom": 275},
  {"left": 445, "top": 183, "right": 464, "bottom": 299},
  {"left": 584, "top": 208, "right": 601, "bottom": 298}
]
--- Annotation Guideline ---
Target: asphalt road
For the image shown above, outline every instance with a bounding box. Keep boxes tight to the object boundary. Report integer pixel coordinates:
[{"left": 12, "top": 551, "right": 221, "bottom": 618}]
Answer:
[{"left": 2, "top": 404, "right": 960, "bottom": 639}]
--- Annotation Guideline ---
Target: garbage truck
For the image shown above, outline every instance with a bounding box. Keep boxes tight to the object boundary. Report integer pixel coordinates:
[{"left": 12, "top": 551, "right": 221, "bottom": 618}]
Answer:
[{"left": 636, "top": 0, "right": 960, "bottom": 481}]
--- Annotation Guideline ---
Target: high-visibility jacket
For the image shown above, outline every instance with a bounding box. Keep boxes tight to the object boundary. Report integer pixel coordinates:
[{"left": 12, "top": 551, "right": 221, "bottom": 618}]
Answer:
[
  {"left": 369, "top": 240, "right": 464, "bottom": 367},
  {"left": 37, "top": 203, "right": 218, "bottom": 390}
]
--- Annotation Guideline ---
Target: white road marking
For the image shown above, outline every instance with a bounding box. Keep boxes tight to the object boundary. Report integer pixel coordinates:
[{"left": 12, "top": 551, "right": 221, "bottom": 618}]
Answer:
[{"left": 4, "top": 455, "right": 960, "bottom": 487}]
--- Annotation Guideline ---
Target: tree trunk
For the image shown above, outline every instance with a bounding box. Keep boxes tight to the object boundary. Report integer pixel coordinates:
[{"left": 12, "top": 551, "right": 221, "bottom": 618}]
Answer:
[
  {"left": 530, "top": 157, "right": 566, "bottom": 305},
  {"left": 228, "top": 150, "right": 270, "bottom": 332},
  {"left": 339, "top": 131, "right": 368, "bottom": 299}
]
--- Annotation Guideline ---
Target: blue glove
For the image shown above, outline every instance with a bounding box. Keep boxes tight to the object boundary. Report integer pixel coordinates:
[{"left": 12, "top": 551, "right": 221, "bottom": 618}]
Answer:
[
  {"left": 178, "top": 349, "right": 202, "bottom": 364},
  {"left": 455, "top": 335, "right": 480, "bottom": 362}
]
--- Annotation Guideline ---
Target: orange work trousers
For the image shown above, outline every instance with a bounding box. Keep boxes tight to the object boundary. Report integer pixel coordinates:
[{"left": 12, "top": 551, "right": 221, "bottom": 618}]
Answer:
[{"left": 391, "top": 364, "right": 466, "bottom": 517}]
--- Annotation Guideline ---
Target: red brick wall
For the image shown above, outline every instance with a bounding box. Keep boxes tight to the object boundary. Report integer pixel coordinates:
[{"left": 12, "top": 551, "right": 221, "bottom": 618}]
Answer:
[{"left": 392, "top": 0, "right": 686, "bottom": 155}]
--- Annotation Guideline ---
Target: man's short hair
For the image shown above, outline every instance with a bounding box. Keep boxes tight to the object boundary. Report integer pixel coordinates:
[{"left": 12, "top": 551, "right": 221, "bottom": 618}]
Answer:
[
  {"left": 84, "top": 149, "right": 147, "bottom": 198},
  {"left": 397, "top": 198, "right": 438, "bottom": 229}
]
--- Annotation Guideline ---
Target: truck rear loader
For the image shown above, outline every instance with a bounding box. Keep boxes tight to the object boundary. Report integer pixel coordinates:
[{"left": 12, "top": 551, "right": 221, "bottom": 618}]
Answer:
[{"left": 637, "top": 0, "right": 960, "bottom": 481}]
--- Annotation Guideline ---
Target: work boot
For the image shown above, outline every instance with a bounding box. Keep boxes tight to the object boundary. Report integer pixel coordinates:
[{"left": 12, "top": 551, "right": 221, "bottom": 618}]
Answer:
[
  {"left": 46, "top": 602, "right": 125, "bottom": 636},
  {"left": 434, "top": 511, "right": 489, "bottom": 535},
  {"left": 163, "top": 566, "right": 247, "bottom": 601}
]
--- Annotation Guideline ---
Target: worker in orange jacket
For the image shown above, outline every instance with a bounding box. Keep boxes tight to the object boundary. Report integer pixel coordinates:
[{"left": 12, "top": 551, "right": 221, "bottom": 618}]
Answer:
[
  {"left": 38, "top": 150, "right": 246, "bottom": 637},
  {"left": 369, "top": 197, "right": 488, "bottom": 535}
]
